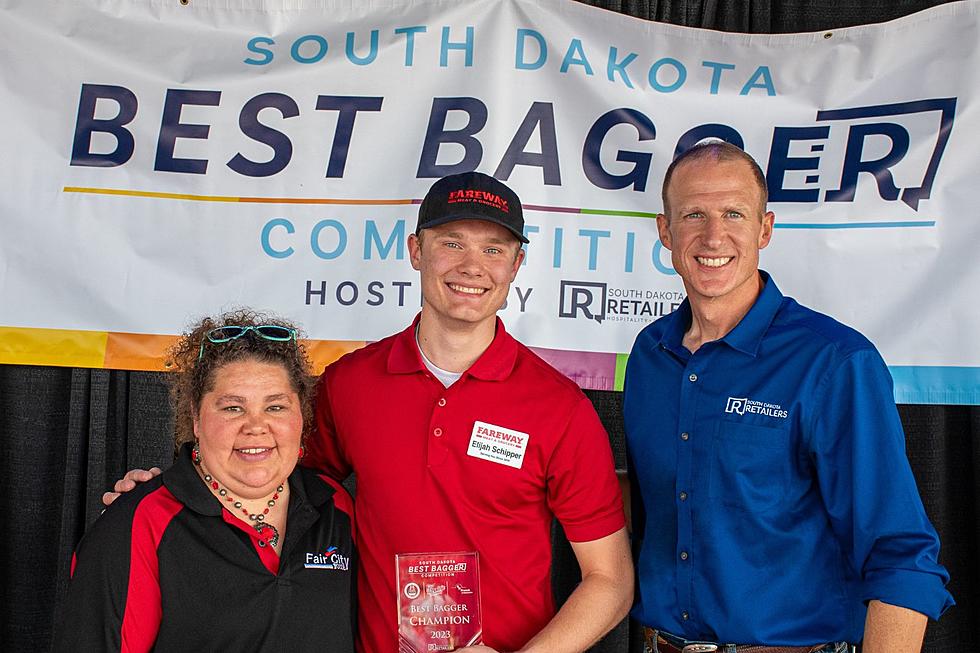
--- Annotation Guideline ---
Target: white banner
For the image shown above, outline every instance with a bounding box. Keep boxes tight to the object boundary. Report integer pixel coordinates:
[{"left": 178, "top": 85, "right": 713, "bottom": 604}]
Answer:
[{"left": 1, "top": 0, "right": 978, "bottom": 403}]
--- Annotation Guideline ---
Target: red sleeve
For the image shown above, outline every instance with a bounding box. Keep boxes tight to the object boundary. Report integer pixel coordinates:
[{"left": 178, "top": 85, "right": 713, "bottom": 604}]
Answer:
[
  {"left": 545, "top": 394, "right": 626, "bottom": 542},
  {"left": 305, "top": 364, "right": 353, "bottom": 480},
  {"left": 54, "top": 484, "right": 182, "bottom": 653}
]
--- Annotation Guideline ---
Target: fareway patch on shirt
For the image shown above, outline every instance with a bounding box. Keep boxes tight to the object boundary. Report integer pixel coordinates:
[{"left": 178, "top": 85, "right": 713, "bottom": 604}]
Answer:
[{"left": 467, "top": 421, "right": 529, "bottom": 469}]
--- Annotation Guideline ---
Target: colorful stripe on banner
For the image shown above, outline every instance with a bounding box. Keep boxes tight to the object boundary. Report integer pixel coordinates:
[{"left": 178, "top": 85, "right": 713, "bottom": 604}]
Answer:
[
  {"left": 528, "top": 346, "right": 619, "bottom": 391},
  {"left": 0, "top": 327, "right": 366, "bottom": 373},
  {"left": 890, "top": 366, "right": 980, "bottom": 405},
  {"left": 62, "top": 187, "right": 661, "bottom": 219},
  {"left": 775, "top": 221, "right": 937, "bottom": 229},
  {"left": 63, "top": 189, "right": 940, "bottom": 228},
  {"left": 0, "top": 326, "right": 109, "bottom": 368},
  {"left": 63, "top": 187, "right": 421, "bottom": 206},
  {"left": 2, "top": 326, "right": 977, "bottom": 403}
]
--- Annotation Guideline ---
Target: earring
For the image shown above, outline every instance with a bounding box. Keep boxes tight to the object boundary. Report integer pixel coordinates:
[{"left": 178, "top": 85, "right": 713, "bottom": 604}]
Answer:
[
  {"left": 298, "top": 446, "right": 306, "bottom": 461},
  {"left": 192, "top": 440, "right": 202, "bottom": 465}
]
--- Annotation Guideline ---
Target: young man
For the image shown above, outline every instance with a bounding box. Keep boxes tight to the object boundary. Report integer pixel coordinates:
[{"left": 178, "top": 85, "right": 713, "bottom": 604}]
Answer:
[
  {"left": 108, "top": 172, "right": 632, "bottom": 653},
  {"left": 624, "top": 142, "right": 952, "bottom": 653}
]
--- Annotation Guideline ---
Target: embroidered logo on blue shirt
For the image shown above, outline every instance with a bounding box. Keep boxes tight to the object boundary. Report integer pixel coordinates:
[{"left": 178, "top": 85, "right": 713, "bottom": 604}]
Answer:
[
  {"left": 725, "top": 396, "right": 788, "bottom": 419},
  {"left": 304, "top": 546, "right": 350, "bottom": 571}
]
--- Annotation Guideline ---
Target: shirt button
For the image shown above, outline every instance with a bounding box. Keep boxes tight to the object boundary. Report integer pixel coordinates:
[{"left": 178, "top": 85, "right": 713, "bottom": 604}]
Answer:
[
  {"left": 258, "top": 540, "right": 267, "bottom": 548},
  {"left": 433, "top": 427, "right": 443, "bottom": 437},
  {"left": 681, "top": 611, "right": 690, "bottom": 621},
  {"left": 437, "top": 398, "right": 447, "bottom": 407},
  {"left": 680, "top": 432, "right": 690, "bottom": 441},
  {"left": 679, "top": 491, "right": 688, "bottom": 501},
  {"left": 680, "top": 551, "right": 689, "bottom": 560},
  {"left": 689, "top": 373, "right": 698, "bottom": 382}
]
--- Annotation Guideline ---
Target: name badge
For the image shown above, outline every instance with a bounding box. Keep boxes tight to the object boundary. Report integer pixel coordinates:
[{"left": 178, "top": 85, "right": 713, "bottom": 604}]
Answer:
[{"left": 466, "top": 421, "right": 529, "bottom": 469}]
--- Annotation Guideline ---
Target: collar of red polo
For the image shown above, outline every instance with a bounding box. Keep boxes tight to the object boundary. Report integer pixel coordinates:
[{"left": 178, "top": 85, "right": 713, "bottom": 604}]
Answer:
[{"left": 387, "top": 313, "right": 518, "bottom": 381}]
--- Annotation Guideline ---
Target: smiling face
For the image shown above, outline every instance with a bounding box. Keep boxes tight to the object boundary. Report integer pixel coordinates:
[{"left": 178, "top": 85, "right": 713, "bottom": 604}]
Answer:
[
  {"left": 408, "top": 219, "right": 524, "bottom": 331},
  {"left": 192, "top": 358, "right": 303, "bottom": 500},
  {"left": 658, "top": 156, "right": 774, "bottom": 313}
]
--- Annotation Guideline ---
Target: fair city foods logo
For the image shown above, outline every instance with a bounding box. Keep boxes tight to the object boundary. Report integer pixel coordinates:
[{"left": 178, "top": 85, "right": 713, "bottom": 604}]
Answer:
[{"left": 304, "top": 545, "right": 351, "bottom": 570}]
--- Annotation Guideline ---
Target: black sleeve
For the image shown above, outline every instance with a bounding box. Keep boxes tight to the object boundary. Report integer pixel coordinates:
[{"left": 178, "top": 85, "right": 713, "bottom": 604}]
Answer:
[{"left": 52, "top": 480, "right": 167, "bottom": 653}]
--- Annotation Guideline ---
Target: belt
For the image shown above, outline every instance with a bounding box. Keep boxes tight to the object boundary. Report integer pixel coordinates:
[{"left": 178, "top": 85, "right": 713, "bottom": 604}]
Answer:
[{"left": 644, "top": 627, "right": 829, "bottom": 653}]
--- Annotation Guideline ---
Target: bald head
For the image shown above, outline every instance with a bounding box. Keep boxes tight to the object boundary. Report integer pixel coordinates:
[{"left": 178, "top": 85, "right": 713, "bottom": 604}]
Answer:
[{"left": 662, "top": 142, "right": 768, "bottom": 217}]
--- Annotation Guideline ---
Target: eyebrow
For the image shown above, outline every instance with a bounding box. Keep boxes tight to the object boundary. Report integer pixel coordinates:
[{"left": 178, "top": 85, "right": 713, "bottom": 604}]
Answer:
[
  {"left": 214, "top": 393, "right": 292, "bottom": 403},
  {"left": 677, "top": 203, "right": 753, "bottom": 214},
  {"left": 214, "top": 394, "right": 246, "bottom": 403},
  {"left": 438, "top": 231, "right": 512, "bottom": 245}
]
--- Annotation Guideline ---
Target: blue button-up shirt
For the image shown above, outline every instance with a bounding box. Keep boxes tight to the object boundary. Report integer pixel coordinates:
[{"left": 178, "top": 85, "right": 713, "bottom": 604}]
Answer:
[{"left": 624, "top": 272, "right": 953, "bottom": 645}]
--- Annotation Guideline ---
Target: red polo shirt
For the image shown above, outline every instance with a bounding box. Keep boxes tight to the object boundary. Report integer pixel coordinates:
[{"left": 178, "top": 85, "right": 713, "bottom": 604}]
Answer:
[{"left": 309, "top": 316, "right": 625, "bottom": 653}]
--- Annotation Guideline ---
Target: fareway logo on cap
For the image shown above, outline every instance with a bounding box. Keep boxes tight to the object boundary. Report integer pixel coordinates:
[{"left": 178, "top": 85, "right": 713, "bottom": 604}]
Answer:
[
  {"left": 467, "top": 420, "right": 529, "bottom": 469},
  {"left": 304, "top": 546, "right": 350, "bottom": 571},
  {"left": 448, "top": 189, "right": 509, "bottom": 213}
]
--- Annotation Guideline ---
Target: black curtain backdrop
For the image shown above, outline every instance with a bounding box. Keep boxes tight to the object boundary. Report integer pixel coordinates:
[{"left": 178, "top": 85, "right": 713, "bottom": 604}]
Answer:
[{"left": 1, "top": 1, "right": 973, "bottom": 651}]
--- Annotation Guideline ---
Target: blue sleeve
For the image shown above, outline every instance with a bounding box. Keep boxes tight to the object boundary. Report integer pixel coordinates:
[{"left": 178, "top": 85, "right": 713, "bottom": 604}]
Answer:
[{"left": 807, "top": 348, "right": 954, "bottom": 620}]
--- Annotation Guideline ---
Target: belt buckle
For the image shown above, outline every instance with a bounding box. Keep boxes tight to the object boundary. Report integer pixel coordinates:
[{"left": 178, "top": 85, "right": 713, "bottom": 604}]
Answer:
[{"left": 681, "top": 646, "right": 719, "bottom": 653}]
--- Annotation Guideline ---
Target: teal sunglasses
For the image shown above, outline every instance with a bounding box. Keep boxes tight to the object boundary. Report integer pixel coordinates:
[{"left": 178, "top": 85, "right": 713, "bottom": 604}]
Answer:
[{"left": 197, "top": 325, "right": 297, "bottom": 360}]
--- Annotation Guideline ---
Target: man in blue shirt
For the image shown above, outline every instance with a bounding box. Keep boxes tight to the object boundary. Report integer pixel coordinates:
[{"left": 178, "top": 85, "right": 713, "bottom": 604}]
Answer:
[{"left": 624, "top": 141, "right": 952, "bottom": 653}]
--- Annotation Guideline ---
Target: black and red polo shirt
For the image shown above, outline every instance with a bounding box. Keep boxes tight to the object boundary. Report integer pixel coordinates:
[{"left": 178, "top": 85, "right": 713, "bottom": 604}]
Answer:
[{"left": 55, "top": 445, "right": 355, "bottom": 652}]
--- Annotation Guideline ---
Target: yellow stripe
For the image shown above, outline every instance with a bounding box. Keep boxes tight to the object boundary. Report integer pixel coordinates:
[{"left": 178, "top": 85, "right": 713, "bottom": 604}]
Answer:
[
  {"left": 0, "top": 327, "right": 108, "bottom": 368},
  {"left": 64, "top": 186, "right": 241, "bottom": 203},
  {"left": 63, "top": 186, "right": 417, "bottom": 206}
]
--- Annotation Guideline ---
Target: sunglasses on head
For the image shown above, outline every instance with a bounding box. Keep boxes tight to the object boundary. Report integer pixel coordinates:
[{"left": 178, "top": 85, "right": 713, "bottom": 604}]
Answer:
[{"left": 197, "top": 325, "right": 297, "bottom": 360}]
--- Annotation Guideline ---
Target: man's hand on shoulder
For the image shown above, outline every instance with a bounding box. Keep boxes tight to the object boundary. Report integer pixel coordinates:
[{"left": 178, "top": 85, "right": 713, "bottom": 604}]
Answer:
[{"left": 101, "top": 467, "right": 162, "bottom": 506}]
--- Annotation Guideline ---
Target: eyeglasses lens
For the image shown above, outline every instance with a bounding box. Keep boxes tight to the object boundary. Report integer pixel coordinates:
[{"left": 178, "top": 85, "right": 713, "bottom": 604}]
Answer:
[
  {"left": 255, "top": 326, "right": 294, "bottom": 341},
  {"left": 207, "top": 326, "right": 247, "bottom": 343}
]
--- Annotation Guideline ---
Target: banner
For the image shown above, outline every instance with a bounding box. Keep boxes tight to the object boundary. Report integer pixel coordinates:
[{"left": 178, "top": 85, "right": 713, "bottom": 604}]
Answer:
[{"left": 1, "top": 0, "right": 978, "bottom": 404}]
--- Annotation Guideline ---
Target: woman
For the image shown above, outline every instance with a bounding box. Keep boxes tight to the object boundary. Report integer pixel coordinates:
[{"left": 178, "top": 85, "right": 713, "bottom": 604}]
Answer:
[{"left": 54, "top": 311, "right": 355, "bottom": 652}]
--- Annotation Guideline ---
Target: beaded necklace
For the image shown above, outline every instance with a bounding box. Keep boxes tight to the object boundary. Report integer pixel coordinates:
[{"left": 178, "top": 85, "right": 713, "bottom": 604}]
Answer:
[{"left": 200, "top": 463, "right": 285, "bottom": 547}]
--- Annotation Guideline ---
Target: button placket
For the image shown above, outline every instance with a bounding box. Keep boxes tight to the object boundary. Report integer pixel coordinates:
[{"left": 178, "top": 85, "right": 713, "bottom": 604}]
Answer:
[
  {"left": 675, "top": 359, "right": 703, "bottom": 627},
  {"left": 426, "top": 392, "right": 451, "bottom": 466}
]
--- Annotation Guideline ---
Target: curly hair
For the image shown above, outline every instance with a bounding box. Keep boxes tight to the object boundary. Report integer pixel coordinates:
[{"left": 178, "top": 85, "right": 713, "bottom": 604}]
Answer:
[{"left": 166, "top": 309, "right": 315, "bottom": 451}]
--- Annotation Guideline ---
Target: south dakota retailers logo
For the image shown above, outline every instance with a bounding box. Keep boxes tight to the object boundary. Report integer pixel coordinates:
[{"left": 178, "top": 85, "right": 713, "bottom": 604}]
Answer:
[
  {"left": 304, "top": 546, "right": 350, "bottom": 571},
  {"left": 725, "top": 396, "right": 788, "bottom": 419}
]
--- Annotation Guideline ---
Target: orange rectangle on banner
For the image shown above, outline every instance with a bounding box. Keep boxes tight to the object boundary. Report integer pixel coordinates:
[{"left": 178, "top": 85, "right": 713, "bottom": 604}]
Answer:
[
  {"left": 104, "top": 332, "right": 182, "bottom": 371},
  {"left": 302, "top": 339, "right": 367, "bottom": 374}
]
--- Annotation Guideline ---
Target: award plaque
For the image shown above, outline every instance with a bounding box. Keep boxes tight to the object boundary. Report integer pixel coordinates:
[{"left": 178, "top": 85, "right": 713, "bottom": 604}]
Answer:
[{"left": 396, "top": 551, "right": 482, "bottom": 652}]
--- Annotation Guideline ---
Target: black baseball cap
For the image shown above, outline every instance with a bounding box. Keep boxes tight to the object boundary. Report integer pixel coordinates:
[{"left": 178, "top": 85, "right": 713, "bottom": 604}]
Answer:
[{"left": 416, "top": 172, "right": 528, "bottom": 243}]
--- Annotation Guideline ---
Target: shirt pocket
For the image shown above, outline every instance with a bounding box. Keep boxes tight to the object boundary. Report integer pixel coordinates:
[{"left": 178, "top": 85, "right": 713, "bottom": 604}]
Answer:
[{"left": 708, "top": 421, "right": 791, "bottom": 513}]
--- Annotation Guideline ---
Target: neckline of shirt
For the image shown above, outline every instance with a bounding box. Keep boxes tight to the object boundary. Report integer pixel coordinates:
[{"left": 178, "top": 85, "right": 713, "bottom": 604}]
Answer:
[{"left": 415, "top": 324, "right": 463, "bottom": 388}]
